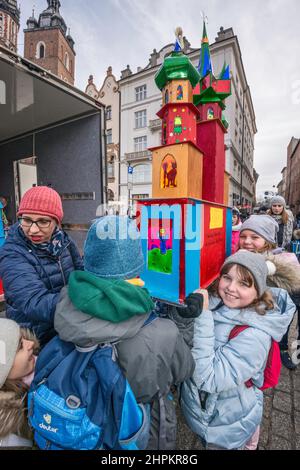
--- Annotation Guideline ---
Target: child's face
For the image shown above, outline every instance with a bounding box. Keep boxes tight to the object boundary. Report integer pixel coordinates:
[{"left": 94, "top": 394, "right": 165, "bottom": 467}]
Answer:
[
  {"left": 271, "top": 204, "right": 284, "bottom": 215},
  {"left": 232, "top": 214, "right": 239, "bottom": 225},
  {"left": 239, "top": 230, "right": 267, "bottom": 252},
  {"left": 8, "top": 338, "right": 35, "bottom": 380},
  {"left": 218, "top": 265, "right": 258, "bottom": 309}
]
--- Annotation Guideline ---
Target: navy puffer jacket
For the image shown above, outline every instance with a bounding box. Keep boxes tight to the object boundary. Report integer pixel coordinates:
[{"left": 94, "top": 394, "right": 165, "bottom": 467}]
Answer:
[{"left": 0, "top": 224, "right": 83, "bottom": 345}]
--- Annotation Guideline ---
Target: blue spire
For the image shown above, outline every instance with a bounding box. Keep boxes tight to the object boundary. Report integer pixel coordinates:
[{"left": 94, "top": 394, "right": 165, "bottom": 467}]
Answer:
[
  {"left": 219, "top": 63, "right": 230, "bottom": 80},
  {"left": 198, "top": 22, "right": 212, "bottom": 78}
]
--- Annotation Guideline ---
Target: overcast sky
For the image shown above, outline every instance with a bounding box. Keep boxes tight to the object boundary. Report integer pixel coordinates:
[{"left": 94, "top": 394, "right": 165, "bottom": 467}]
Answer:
[{"left": 18, "top": 0, "right": 300, "bottom": 198}]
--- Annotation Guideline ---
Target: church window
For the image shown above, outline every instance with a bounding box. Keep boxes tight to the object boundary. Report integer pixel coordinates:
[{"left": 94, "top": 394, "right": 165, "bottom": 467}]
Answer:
[
  {"left": 65, "top": 53, "right": 70, "bottom": 70},
  {"left": 36, "top": 41, "right": 46, "bottom": 59}
]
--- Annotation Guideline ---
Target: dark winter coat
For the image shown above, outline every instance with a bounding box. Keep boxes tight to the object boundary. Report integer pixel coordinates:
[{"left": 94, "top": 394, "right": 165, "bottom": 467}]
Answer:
[{"left": 0, "top": 224, "right": 83, "bottom": 345}]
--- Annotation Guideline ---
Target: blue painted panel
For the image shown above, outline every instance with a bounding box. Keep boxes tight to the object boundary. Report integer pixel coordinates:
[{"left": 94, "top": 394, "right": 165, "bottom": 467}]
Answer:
[
  {"left": 225, "top": 207, "right": 233, "bottom": 257},
  {"left": 0, "top": 203, "right": 5, "bottom": 248},
  {"left": 140, "top": 204, "right": 181, "bottom": 304},
  {"left": 185, "top": 202, "right": 201, "bottom": 297}
]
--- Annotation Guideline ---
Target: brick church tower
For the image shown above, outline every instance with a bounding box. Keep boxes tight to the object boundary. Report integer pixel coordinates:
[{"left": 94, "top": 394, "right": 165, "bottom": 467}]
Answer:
[
  {"left": 0, "top": 0, "right": 20, "bottom": 52},
  {"left": 24, "top": 0, "right": 76, "bottom": 85}
]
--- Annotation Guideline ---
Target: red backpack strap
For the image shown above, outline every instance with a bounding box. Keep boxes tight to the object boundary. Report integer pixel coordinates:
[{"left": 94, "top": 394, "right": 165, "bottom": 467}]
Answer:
[
  {"left": 228, "top": 325, "right": 250, "bottom": 341},
  {"left": 228, "top": 325, "right": 253, "bottom": 388}
]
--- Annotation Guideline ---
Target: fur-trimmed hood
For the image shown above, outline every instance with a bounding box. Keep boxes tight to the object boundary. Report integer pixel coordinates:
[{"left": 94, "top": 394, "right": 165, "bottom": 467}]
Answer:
[
  {"left": 0, "top": 390, "right": 31, "bottom": 440},
  {"left": 265, "top": 253, "right": 300, "bottom": 294},
  {"left": 293, "top": 229, "right": 300, "bottom": 240}
]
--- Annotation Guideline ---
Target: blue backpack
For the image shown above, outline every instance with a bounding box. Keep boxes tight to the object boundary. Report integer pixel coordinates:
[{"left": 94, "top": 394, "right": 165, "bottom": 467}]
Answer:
[{"left": 28, "top": 336, "right": 150, "bottom": 450}]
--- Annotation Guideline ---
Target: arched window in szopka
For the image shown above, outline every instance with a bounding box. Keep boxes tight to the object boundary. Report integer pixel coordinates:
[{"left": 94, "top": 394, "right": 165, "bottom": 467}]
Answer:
[
  {"left": 207, "top": 107, "right": 214, "bottom": 120},
  {"left": 161, "top": 154, "right": 177, "bottom": 189},
  {"left": 176, "top": 85, "right": 183, "bottom": 100}
]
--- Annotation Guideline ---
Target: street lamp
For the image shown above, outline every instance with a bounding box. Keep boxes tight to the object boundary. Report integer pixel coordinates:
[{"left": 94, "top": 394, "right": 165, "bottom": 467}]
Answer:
[{"left": 127, "top": 164, "right": 133, "bottom": 216}]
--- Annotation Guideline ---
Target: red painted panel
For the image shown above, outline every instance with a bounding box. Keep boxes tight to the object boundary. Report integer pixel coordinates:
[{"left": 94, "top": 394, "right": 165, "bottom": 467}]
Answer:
[
  {"left": 200, "top": 204, "right": 226, "bottom": 288},
  {"left": 197, "top": 120, "right": 225, "bottom": 204}
]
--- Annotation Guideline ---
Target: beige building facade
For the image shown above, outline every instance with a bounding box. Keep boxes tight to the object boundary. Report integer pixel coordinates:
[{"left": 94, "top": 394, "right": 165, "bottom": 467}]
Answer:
[{"left": 85, "top": 68, "right": 120, "bottom": 205}]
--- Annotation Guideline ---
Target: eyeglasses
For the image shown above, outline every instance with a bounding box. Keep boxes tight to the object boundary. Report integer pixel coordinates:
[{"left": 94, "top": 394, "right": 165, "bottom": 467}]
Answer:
[{"left": 19, "top": 217, "right": 52, "bottom": 229}]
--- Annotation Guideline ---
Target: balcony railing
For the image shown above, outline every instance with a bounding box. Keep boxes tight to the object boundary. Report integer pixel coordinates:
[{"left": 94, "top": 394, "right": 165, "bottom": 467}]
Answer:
[
  {"left": 124, "top": 150, "right": 152, "bottom": 162},
  {"left": 149, "top": 119, "right": 161, "bottom": 131}
]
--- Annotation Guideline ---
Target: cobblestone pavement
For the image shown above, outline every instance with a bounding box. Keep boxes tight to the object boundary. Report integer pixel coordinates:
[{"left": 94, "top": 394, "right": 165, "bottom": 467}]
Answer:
[{"left": 176, "top": 315, "right": 300, "bottom": 450}]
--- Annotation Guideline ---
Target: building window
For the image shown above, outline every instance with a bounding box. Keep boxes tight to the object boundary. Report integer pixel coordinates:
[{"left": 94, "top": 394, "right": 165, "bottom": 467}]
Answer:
[
  {"left": 106, "top": 106, "right": 112, "bottom": 120},
  {"left": 135, "top": 110, "right": 147, "bottom": 129},
  {"left": 65, "top": 52, "right": 70, "bottom": 70},
  {"left": 107, "top": 129, "right": 112, "bottom": 145},
  {"left": 133, "top": 164, "right": 151, "bottom": 183},
  {"left": 135, "top": 85, "right": 147, "bottom": 101},
  {"left": 108, "top": 162, "right": 115, "bottom": 179},
  {"left": 134, "top": 136, "right": 147, "bottom": 152},
  {"left": 36, "top": 42, "right": 46, "bottom": 59},
  {"left": 0, "top": 14, "right": 3, "bottom": 37},
  {"left": 132, "top": 194, "right": 149, "bottom": 200},
  {"left": 0, "top": 80, "right": 6, "bottom": 105}
]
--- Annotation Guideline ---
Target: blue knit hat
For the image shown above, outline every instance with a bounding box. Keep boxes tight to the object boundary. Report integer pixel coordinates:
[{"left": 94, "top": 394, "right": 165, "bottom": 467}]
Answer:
[{"left": 84, "top": 216, "right": 145, "bottom": 280}]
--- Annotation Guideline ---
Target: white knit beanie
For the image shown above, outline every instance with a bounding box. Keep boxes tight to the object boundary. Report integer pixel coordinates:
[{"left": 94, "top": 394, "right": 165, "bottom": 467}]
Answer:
[{"left": 0, "top": 319, "right": 20, "bottom": 388}]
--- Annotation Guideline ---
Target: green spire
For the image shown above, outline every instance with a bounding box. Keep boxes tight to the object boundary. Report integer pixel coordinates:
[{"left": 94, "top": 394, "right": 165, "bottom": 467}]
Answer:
[{"left": 198, "top": 21, "right": 212, "bottom": 78}]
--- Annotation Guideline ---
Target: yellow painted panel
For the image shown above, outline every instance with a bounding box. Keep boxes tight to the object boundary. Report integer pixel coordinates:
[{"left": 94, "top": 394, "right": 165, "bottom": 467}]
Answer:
[{"left": 210, "top": 207, "right": 223, "bottom": 229}]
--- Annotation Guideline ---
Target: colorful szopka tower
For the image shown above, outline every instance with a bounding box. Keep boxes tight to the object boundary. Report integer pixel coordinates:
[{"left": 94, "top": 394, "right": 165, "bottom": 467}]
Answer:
[
  {"left": 138, "top": 27, "right": 232, "bottom": 305},
  {"left": 194, "top": 22, "right": 231, "bottom": 204},
  {"left": 151, "top": 28, "right": 203, "bottom": 199}
]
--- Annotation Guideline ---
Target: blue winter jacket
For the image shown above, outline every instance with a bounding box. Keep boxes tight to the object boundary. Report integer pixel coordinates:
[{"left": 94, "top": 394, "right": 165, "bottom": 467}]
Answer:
[
  {"left": 180, "top": 288, "right": 295, "bottom": 450},
  {"left": 0, "top": 224, "right": 83, "bottom": 345}
]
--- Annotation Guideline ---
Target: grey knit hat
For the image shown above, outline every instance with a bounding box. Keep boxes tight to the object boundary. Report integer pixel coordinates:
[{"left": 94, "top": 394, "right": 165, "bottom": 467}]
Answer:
[
  {"left": 270, "top": 195, "right": 286, "bottom": 208},
  {"left": 222, "top": 250, "right": 268, "bottom": 296},
  {"left": 0, "top": 319, "right": 20, "bottom": 388},
  {"left": 240, "top": 215, "right": 279, "bottom": 245}
]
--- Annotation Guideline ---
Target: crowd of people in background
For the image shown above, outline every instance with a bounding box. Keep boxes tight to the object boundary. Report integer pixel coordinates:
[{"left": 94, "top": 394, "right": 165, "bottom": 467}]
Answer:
[{"left": 0, "top": 187, "right": 299, "bottom": 451}]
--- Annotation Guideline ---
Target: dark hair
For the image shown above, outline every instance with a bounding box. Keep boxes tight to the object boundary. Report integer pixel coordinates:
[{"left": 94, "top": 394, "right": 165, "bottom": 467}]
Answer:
[{"left": 210, "top": 263, "right": 274, "bottom": 315}]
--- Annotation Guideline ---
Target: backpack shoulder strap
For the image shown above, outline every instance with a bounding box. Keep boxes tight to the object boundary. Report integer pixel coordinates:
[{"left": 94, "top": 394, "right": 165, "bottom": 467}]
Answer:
[{"left": 228, "top": 324, "right": 250, "bottom": 341}]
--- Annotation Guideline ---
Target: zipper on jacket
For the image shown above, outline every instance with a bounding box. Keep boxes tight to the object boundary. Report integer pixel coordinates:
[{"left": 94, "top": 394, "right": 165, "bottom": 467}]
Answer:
[{"left": 58, "top": 259, "right": 67, "bottom": 286}]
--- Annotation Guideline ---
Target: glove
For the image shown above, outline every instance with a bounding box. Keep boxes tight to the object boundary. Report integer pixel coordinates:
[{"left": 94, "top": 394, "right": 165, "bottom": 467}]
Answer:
[{"left": 177, "top": 293, "right": 204, "bottom": 319}]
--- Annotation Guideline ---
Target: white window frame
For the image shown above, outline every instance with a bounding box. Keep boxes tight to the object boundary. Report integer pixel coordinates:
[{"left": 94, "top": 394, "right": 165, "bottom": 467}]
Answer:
[
  {"left": 132, "top": 164, "right": 151, "bottom": 184},
  {"left": 135, "top": 84, "right": 147, "bottom": 102},
  {"left": 106, "top": 106, "right": 112, "bottom": 120},
  {"left": 107, "top": 129, "right": 113, "bottom": 145},
  {"left": 135, "top": 110, "right": 147, "bottom": 129},
  {"left": 134, "top": 136, "right": 147, "bottom": 152}
]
